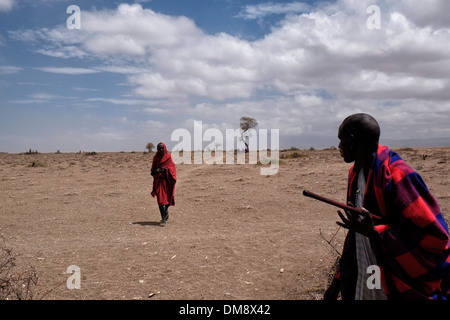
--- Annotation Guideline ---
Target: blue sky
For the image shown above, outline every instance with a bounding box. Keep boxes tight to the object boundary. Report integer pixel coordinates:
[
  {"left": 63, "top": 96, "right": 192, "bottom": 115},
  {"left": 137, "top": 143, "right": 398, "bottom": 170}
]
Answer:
[{"left": 1, "top": 0, "right": 450, "bottom": 153}]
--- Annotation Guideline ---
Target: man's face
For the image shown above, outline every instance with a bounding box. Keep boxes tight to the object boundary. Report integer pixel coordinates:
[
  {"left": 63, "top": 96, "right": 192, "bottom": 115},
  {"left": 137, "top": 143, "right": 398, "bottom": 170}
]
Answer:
[
  {"left": 157, "top": 144, "right": 164, "bottom": 153},
  {"left": 338, "top": 125, "right": 355, "bottom": 163}
]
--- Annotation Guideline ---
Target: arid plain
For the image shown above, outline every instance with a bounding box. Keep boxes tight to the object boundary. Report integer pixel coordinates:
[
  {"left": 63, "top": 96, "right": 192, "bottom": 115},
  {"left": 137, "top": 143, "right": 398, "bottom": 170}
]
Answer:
[{"left": 1, "top": 147, "right": 449, "bottom": 299}]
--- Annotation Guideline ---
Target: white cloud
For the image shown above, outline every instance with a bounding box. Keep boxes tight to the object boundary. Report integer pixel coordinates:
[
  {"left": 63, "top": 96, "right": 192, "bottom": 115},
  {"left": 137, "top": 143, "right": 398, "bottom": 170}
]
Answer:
[
  {"left": 394, "top": 0, "right": 450, "bottom": 28},
  {"left": 0, "top": 0, "right": 14, "bottom": 12},
  {"left": 0, "top": 65, "right": 22, "bottom": 74},
  {"left": 85, "top": 34, "right": 147, "bottom": 56},
  {"left": 8, "top": 92, "right": 63, "bottom": 104},
  {"left": 81, "top": 4, "right": 202, "bottom": 55},
  {"left": 29, "top": 93, "right": 57, "bottom": 100},
  {"left": 237, "top": 1, "right": 311, "bottom": 20},
  {"left": 143, "top": 107, "right": 170, "bottom": 115},
  {"left": 37, "top": 67, "right": 100, "bottom": 75},
  {"left": 7, "top": 1, "right": 450, "bottom": 148},
  {"left": 86, "top": 97, "right": 147, "bottom": 106},
  {"left": 36, "top": 46, "right": 87, "bottom": 59},
  {"left": 95, "top": 65, "right": 149, "bottom": 74}
]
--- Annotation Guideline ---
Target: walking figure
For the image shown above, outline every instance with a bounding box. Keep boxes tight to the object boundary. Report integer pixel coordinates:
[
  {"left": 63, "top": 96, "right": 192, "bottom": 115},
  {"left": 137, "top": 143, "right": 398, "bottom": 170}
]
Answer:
[{"left": 151, "top": 142, "right": 177, "bottom": 226}]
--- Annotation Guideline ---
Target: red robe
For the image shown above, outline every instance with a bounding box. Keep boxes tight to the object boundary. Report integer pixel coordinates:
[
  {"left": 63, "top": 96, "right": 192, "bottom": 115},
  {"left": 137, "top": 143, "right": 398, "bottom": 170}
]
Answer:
[{"left": 151, "top": 143, "right": 176, "bottom": 206}]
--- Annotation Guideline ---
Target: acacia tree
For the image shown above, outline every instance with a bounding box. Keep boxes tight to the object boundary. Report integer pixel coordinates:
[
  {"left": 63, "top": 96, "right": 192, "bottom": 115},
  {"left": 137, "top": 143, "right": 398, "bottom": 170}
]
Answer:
[
  {"left": 240, "top": 116, "right": 258, "bottom": 153},
  {"left": 146, "top": 142, "right": 155, "bottom": 153}
]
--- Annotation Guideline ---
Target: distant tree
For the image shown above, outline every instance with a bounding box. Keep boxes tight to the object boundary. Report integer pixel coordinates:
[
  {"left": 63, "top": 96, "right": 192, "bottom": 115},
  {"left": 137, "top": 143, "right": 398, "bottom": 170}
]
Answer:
[
  {"left": 25, "top": 149, "right": 38, "bottom": 155},
  {"left": 146, "top": 142, "right": 155, "bottom": 153},
  {"left": 240, "top": 116, "right": 258, "bottom": 153}
]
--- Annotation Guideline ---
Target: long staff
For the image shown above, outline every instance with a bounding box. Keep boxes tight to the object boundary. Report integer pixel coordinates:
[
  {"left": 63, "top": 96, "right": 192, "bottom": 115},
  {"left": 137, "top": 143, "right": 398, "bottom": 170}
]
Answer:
[
  {"left": 302, "top": 190, "right": 362, "bottom": 213},
  {"left": 302, "top": 189, "right": 385, "bottom": 224}
]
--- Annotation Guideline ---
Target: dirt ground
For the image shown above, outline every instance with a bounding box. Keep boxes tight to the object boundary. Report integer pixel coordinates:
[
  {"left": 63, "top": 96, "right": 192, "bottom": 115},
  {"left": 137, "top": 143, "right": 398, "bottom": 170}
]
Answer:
[{"left": 0, "top": 147, "right": 449, "bottom": 300}]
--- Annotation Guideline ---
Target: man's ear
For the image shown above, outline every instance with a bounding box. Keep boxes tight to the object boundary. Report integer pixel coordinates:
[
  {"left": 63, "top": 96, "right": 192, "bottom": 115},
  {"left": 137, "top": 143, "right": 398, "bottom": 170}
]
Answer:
[{"left": 348, "top": 133, "right": 356, "bottom": 151}]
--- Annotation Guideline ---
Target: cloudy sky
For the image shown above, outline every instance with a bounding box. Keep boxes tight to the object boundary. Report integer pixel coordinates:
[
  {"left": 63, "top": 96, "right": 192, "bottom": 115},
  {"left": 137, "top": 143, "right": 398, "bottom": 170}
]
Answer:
[{"left": 1, "top": 0, "right": 450, "bottom": 153}]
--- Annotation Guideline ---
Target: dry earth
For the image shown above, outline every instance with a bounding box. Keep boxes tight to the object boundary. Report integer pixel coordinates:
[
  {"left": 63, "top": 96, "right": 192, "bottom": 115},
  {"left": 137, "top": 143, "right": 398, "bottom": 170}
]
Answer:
[{"left": 0, "top": 147, "right": 449, "bottom": 300}]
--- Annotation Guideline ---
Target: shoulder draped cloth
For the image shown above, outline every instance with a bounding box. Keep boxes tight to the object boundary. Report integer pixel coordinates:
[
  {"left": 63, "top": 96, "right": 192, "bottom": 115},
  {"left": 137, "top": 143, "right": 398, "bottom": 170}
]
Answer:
[{"left": 340, "top": 145, "right": 450, "bottom": 299}]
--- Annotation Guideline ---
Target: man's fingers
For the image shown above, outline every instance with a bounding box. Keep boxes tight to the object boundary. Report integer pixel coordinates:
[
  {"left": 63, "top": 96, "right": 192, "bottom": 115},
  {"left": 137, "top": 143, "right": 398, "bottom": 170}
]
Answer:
[
  {"left": 336, "top": 221, "right": 349, "bottom": 229},
  {"left": 360, "top": 207, "right": 371, "bottom": 217},
  {"left": 337, "top": 210, "right": 351, "bottom": 225},
  {"left": 337, "top": 210, "right": 346, "bottom": 221},
  {"left": 343, "top": 208, "right": 357, "bottom": 222}
]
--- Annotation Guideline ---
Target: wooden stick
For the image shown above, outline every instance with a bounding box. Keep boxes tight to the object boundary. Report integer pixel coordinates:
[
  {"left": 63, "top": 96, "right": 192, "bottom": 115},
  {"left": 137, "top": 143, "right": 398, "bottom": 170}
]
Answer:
[
  {"left": 302, "top": 189, "right": 362, "bottom": 213},
  {"left": 303, "top": 190, "right": 386, "bottom": 224}
]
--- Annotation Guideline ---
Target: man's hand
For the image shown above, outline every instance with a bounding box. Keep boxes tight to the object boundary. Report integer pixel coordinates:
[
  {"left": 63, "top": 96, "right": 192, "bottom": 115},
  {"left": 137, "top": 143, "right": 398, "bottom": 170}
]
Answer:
[
  {"left": 156, "top": 167, "right": 166, "bottom": 173},
  {"left": 336, "top": 203, "right": 376, "bottom": 237},
  {"left": 151, "top": 167, "right": 166, "bottom": 176}
]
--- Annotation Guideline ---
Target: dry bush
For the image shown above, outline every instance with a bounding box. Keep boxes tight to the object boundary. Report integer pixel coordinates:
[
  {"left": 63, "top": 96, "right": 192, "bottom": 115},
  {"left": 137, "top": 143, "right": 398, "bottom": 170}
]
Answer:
[{"left": 0, "top": 237, "right": 38, "bottom": 300}]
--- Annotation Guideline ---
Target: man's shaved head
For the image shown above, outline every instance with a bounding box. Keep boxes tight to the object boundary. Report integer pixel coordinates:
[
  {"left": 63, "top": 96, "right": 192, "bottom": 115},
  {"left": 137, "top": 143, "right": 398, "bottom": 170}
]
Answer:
[
  {"left": 339, "top": 113, "right": 380, "bottom": 145},
  {"left": 338, "top": 113, "right": 380, "bottom": 163}
]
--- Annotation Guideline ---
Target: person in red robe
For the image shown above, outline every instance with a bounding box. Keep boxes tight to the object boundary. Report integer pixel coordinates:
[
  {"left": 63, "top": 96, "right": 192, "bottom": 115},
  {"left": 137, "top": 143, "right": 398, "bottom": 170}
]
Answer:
[{"left": 151, "top": 142, "right": 177, "bottom": 226}]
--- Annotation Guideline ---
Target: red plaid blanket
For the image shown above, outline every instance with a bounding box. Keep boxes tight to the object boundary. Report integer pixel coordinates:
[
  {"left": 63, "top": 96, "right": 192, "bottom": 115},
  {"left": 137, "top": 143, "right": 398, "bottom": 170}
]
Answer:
[{"left": 346, "top": 145, "right": 450, "bottom": 299}]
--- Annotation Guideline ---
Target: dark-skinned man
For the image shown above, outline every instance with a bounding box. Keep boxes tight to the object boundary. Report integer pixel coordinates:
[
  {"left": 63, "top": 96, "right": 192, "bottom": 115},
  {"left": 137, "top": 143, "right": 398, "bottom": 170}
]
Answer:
[{"left": 324, "top": 113, "right": 450, "bottom": 300}]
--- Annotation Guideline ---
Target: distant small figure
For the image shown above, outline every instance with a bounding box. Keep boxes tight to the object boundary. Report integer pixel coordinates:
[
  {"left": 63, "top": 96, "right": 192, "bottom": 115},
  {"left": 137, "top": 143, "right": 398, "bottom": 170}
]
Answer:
[{"left": 150, "top": 142, "right": 177, "bottom": 227}]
